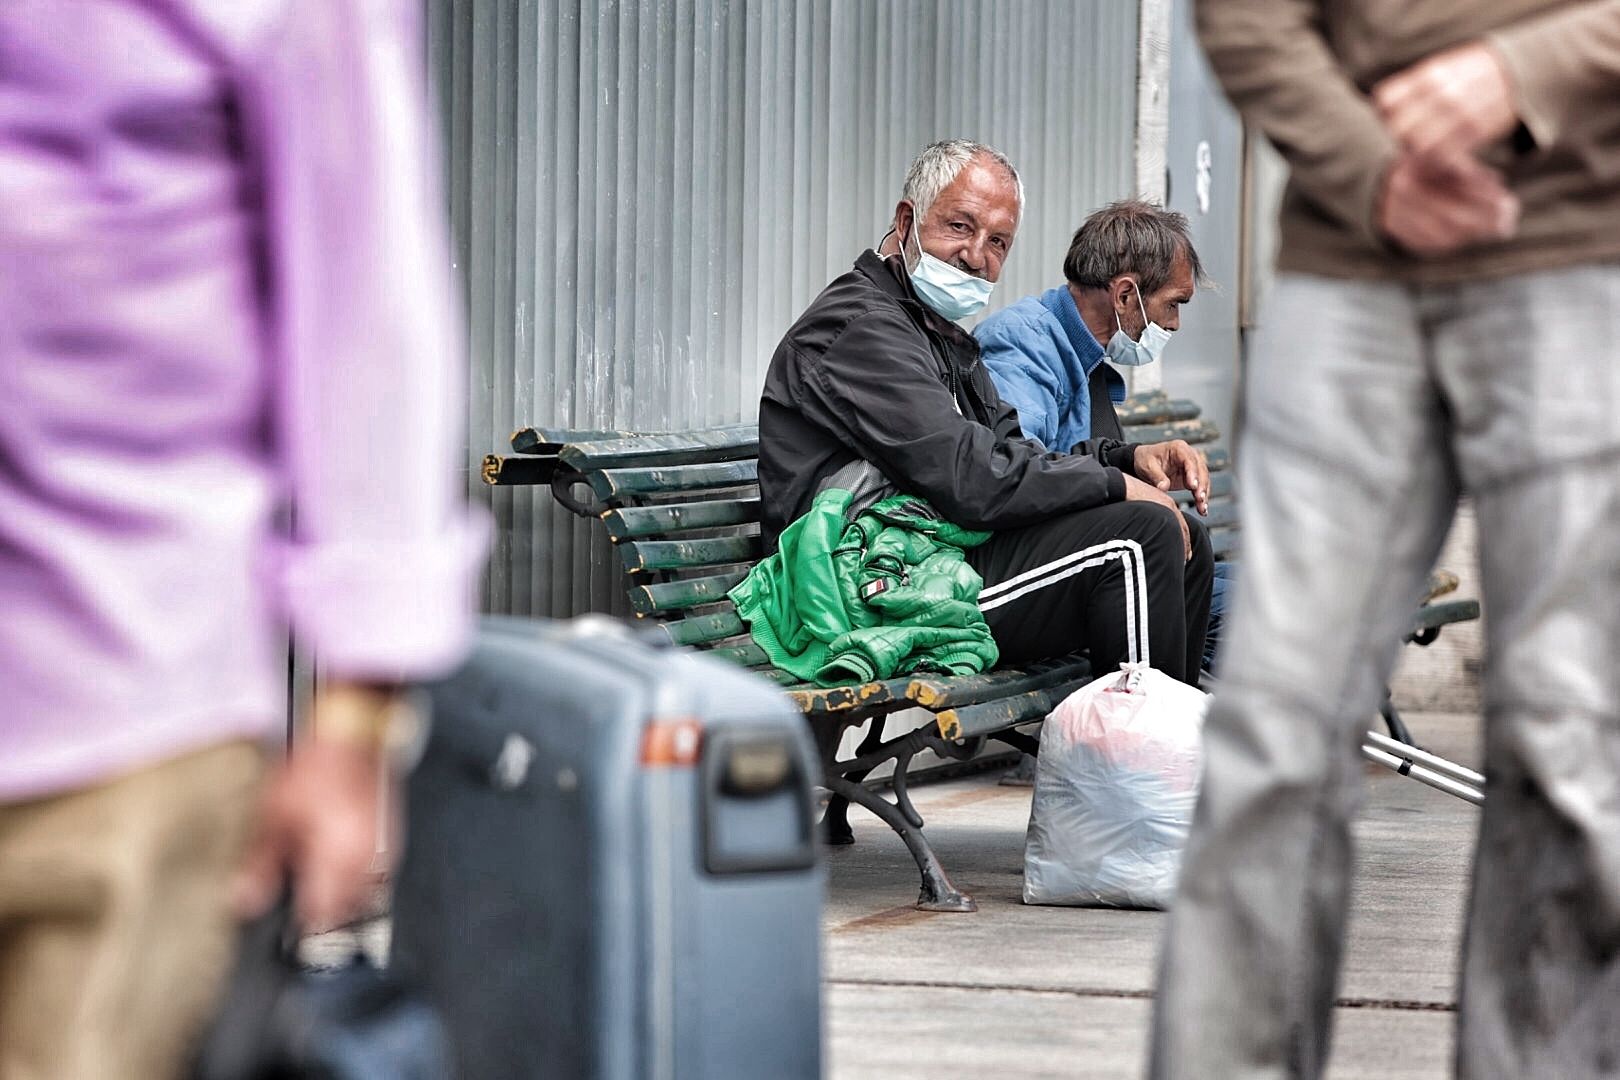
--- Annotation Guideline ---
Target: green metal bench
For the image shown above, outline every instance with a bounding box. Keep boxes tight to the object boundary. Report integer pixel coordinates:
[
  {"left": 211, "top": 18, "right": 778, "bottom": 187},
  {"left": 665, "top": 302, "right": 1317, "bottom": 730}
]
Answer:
[
  {"left": 484, "top": 392, "right": 1478, "bottom": 911},
  {"left": 484, "top": 393, "right": 1220, "bottom": 912}
]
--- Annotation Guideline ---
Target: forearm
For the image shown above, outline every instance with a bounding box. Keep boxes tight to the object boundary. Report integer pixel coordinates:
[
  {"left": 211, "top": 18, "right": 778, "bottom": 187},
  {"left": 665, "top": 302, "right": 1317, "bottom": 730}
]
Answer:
[
  {"left": 1195, "top": 0, "right": 1398, "bottom": 243},
  {"left": 927, "top": 439, "right": 1127, "bottom": 530},
  {"left": 1069, "top": 437, "right": 1140, "bottom": 475},
  {"left": 1487, "top": 0, "right": 1620, "bottom": 151},
  {"left": 806, "top": 369, "right": 1123, "bottom": 530},
  {"left": 308, "top": 681, "right": 407, "bottom": 752},
  {"left": 247, "top": 0, "right": 482, "bottom": 681},
  {"left": 841, "top": 404, "right": 1128, "bottom": 531}
]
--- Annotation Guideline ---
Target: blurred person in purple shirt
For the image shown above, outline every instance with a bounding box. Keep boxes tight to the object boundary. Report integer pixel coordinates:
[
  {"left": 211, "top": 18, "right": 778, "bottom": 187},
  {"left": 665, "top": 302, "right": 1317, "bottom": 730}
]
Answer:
[{"left": 0, "top": 2, "right": 481, "bottom": 1076}]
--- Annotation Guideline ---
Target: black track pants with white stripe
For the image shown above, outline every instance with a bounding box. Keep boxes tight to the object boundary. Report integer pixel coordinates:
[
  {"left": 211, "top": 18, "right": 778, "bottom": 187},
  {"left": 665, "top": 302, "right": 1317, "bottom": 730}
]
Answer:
[{"left": 965, "top": 500, "right": 1214, "bottom": 685}]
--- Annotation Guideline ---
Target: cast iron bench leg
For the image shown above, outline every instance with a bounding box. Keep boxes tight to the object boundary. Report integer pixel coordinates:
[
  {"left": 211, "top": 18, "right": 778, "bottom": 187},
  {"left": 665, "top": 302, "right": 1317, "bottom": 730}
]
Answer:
[{"left": 823, "top": 774, "right": 977, "bottom": 912}]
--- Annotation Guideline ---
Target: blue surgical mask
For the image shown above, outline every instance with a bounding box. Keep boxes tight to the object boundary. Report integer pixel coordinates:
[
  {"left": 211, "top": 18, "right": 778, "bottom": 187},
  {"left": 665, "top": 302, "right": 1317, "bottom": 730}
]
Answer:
[
  {"left": 1105, "top": 279, "right": 1171, "bottom": 367},
  {"left": 902, "top": 218, "right": 994, "bottom": 322}
]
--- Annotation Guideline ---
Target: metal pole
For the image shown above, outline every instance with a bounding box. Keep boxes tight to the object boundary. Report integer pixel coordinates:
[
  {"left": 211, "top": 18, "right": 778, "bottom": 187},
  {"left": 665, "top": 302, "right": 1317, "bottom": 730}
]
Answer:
[
  {"left": 1361, "top": 743, "right": 1485, "bottom": 806},
  {"left": 1364, "top": 730, "right": 1486, "bottom": 787}
]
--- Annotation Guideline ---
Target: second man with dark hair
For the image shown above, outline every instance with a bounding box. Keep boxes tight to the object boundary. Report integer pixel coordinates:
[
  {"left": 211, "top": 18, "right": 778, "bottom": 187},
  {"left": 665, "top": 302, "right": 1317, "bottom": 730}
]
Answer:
[{"left": 975, "top": 198, "right": 1223, "bottom": 675}]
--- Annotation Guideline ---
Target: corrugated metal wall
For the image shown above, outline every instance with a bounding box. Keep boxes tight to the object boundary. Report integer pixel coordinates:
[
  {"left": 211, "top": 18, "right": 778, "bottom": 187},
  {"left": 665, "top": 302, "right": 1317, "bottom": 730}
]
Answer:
[
  {"left": 426, "top": 1, "right": 1140, "bottom": 618},
  {"left": 1162, "top": 0, "right": 1243, "bottom": 438}
]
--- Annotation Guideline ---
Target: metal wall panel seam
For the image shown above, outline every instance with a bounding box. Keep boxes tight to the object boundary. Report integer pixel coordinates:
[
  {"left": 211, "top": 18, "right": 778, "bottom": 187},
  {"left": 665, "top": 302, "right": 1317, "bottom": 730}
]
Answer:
[
  {"left": 546, "top": 0, "right": 579, "bottom": 617},
  {"left": 510, "top": 0, "right": 538, "bottom": 615},
  {"left": 490, "top": 1, "right": 520, "bottom": 611},
  {"left": 575, "top": 0, "right": 607, "bottom": 614}
]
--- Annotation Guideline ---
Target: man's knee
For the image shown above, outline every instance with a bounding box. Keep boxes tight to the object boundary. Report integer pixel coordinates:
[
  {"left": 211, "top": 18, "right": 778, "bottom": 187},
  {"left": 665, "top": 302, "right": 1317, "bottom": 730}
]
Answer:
[
  {"left": 1184, "top": 511, "right": 1214, "bottom": 565},
  {"left": 1116, "top": 500, "right": 1186, "bottom": 557}
]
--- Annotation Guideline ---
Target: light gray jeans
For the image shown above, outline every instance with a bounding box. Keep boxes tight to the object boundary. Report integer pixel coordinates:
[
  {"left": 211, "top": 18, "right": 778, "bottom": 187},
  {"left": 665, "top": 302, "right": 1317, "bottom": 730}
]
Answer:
[{"left": 1149, "top": 263, "right": 1620, "bottom": 1079}]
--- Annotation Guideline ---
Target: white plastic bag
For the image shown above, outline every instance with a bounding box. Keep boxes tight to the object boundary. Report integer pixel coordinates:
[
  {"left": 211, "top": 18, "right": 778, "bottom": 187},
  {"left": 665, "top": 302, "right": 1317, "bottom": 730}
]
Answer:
[{"left": 1023, "top": 663, "right": 1210, "bottom": 909}]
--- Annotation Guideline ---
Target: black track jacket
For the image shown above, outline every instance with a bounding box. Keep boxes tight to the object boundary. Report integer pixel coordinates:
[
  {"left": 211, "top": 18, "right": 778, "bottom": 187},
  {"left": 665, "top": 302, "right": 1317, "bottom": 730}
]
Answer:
[{"left": 758, "top": 250, "right": 1138, "bottom": 551}]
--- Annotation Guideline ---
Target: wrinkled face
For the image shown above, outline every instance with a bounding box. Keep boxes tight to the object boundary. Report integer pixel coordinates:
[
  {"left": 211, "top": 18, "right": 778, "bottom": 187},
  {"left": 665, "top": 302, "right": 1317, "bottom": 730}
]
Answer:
[
  {"left": 899, "top": 159, "right": 1021, "bottom": 283},
  {"left": 1118, "top": 248, "right": 1196, "bottom": 337}
]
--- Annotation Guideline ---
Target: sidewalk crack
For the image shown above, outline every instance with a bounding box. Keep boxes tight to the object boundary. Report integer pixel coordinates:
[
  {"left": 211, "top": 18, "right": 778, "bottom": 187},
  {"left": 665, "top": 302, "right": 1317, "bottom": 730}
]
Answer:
[{"left": 826, "top": 977, "right": 1456, "bottom": 1012}]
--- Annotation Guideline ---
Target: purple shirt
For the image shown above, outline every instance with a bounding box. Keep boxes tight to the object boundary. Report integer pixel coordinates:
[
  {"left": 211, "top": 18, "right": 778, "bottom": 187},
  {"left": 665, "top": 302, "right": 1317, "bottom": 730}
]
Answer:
[{"left": 0, "top": 0, "right": 482, "bottom": 800}]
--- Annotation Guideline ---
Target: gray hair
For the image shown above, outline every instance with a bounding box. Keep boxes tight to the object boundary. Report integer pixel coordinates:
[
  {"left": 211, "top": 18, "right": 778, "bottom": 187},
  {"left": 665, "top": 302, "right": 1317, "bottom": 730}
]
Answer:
[
  {"left": 1063, "top": 199, "right": 1209, "bottom": 296},
  {"left": 900, "top": 139, "right": 1025, "bottom": 224}
]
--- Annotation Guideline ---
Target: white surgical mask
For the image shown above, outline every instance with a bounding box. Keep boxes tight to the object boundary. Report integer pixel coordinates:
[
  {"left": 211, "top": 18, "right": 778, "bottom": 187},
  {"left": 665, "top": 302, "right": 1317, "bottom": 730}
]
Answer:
[
  {"left": 902, "top": 217, "right": 994, "bottom": 322},
  {"left": 1105, "top": 280, "right": 1171, "bottom": 367}
]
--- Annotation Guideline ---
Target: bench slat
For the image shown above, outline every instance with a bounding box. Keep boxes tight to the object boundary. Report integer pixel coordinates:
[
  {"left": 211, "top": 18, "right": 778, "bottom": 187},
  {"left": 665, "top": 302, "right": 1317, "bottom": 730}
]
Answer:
[
  {"left": 559, "top": 425, "right": 758, "bottom": 471},
  {"left": 657, "top": 609, "right": 748, "bottom": 647},
  {"left": 1212, "top": 528, "right": 1238, "bottom": 560},
  {"left": 1196, "top": 500, "right": 1240, "bottom": 530},
  {"left": 510, "top": 427, "right": 634, "bottom": 455},
  {"left": 1207, "top": 447, "right": 1231, "bottom": 471},
  {"left": 705, "top": 638, "right": 775, "bottom": 670},
  {"left": 603, "top": 498, "right": 761, "bottom": 540},
  {"left": 1115, "top": 396, "right": 1201, "bottom": 425},
  {"left": 631, "top": 570, "right": 749, "bottom": 615},
  {"left": 1120, "top": 418, "right": 1220, "bottom": 445},
  {"left": 789, "top": 676, "right": 916, "bottom": 717},
  {"left": 619, "top": 534, "right": 763, "bottom": 572},
  {"left": 1410, "top": 598, "right": 1481, "bottom": 634},
  {"left": 906, "top": 654, "right": 1090, "bottom": 710},
  {"left": 935, "top": 675, "right": 1094, "bottom": 740},
  {"left": 1174, "top": 471, "right": 1235, "bottom": 503},
  {"left": 756, "top": 667, "right": 803, "bottom": 687},
  {"left": 592, "top": 460, "right": 759, "bottom": 502}
]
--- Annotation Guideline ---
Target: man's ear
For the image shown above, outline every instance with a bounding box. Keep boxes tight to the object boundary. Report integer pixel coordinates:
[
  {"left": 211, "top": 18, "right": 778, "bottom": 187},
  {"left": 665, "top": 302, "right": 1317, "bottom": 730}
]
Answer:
[
  {"left": 894, "top": 200, "right": 916, "bottom": 243},
  {"left": 1110, "top": 274, "right": 1137, "bottom": 314}
]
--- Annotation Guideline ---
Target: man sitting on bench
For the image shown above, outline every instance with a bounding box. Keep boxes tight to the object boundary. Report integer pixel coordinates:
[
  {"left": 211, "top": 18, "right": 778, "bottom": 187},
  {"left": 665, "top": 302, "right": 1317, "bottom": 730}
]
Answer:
[
  {"left": 757, "top": 139, "right": 1214, "bottom": 685},
  {"left": 973, "top": 200, "right": 1228, "bottom": 675}
]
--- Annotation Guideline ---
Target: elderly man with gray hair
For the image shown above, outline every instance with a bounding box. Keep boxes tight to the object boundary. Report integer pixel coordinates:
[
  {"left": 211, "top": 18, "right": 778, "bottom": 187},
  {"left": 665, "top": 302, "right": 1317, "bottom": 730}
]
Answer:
[
  {"left": 757, "top": 142, "right": 1214, "bottom": 685},
  {"left": 975, "top": 199, "right": 1226, "bottom": 672}
]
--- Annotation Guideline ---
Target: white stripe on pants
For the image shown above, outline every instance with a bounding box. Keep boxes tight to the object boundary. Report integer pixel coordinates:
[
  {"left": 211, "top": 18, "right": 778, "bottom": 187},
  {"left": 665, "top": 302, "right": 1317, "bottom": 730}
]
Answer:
[{"left": 978, "top": 539, "right": 1151, "bottom": 666}]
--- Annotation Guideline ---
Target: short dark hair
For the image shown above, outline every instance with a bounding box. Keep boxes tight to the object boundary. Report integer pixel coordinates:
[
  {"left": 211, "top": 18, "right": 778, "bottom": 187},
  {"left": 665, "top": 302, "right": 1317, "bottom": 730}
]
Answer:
[{"left": 1063, "top": 199, "right": 1208, "bottom": 295}]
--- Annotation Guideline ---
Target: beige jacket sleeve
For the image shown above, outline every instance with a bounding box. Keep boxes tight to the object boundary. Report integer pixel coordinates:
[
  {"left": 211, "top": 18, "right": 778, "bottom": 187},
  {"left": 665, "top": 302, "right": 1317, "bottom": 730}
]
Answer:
[
  {"left": 1488, "top": 1, "right": 1620, "bottom": 153},
  {"left": 1194, "top": 0, "right": 1398, "bottom": 246}
]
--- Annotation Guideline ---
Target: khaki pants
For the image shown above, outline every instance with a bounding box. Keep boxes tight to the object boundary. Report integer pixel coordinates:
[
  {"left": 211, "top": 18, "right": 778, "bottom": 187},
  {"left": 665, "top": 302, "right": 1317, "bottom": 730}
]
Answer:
[
  {"left": 0, "top": 741, "right": 265, "bottom": 1080},
  {"left": 1150, "top": 264, "right": 1620, "bottom": 1078}
]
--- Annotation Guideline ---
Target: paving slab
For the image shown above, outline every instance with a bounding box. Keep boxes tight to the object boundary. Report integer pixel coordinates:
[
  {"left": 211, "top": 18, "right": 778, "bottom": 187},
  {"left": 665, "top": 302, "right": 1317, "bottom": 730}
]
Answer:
[
  {"left": 823, "top": 711, "right": 1482, "bottom": 1079},
  {"left": 827, "top": 985, "right": 1454, "bottom": 1080}
]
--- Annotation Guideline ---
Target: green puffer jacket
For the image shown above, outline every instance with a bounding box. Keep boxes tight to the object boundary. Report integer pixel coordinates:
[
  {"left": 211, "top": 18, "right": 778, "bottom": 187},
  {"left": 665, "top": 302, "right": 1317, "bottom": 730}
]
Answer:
[{"left": 727, "top": 488, "right": 999, "bottom": 686}]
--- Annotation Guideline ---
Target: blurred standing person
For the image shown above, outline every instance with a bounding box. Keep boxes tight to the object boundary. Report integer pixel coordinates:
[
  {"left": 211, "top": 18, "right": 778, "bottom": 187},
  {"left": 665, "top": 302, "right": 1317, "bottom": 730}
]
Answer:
[
  {"left": 0, "top": 2, "right": 480, "bottom": 1078},
  {"left": 1151, "top": 2, "right": 1620, "bottom": 1078}
]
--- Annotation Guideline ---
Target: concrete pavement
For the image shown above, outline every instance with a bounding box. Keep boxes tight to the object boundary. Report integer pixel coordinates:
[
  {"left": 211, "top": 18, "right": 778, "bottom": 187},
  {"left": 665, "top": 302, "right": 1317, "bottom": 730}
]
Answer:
[
  {"left": 823, "top": 710, "right": 1483, "bottom": 1080},
  {"left": 304, "top": 710, "right": 1482, "bottom": 1078}
]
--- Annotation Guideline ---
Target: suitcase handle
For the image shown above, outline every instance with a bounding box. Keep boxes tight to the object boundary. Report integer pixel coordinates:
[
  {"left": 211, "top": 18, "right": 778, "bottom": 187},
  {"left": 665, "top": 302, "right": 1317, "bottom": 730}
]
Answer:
[{"left": 699, "top": 729, "right": 817, "bottom": 876}]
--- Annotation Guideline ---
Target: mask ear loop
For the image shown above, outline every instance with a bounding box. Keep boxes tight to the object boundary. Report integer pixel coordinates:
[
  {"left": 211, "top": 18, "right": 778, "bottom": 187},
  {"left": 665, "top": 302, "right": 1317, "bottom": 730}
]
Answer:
[
  {"left": 1131, "top": 278, "right": 1152, "bottom": 327},
  {"left": 879, "top": 204, "right": 922, "bottom": 264},
  {"left": 1115, "top": 277, "right": 1144, "bottom": 339},
  {"left": 877, "top": 226, "right": 900, "bottom": 262}
]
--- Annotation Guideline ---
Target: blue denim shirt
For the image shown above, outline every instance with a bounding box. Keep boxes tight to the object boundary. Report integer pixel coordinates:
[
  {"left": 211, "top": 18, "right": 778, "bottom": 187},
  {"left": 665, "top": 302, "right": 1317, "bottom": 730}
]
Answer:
[{"left": 974, "top": 285, "right": 1124, "bottom": 453}]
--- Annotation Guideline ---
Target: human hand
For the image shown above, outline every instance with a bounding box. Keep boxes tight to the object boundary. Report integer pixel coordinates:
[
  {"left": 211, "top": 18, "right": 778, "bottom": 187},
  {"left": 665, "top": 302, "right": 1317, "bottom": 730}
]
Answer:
[
  {"left": 1124, "top": 473, "right": 1192, "bottom": 561},
  {"left": 1372, "top": 42, "right": 1520, "bottom": 167},
  {"left": 233, "top": 684, "right": 399, "bottom": 930},
  {"left": 1133, "top": 440, "right": 1210, "bottom": 515},
  {"left": 1375, "top": 151, "right": 1520, "bottom": 257}
]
